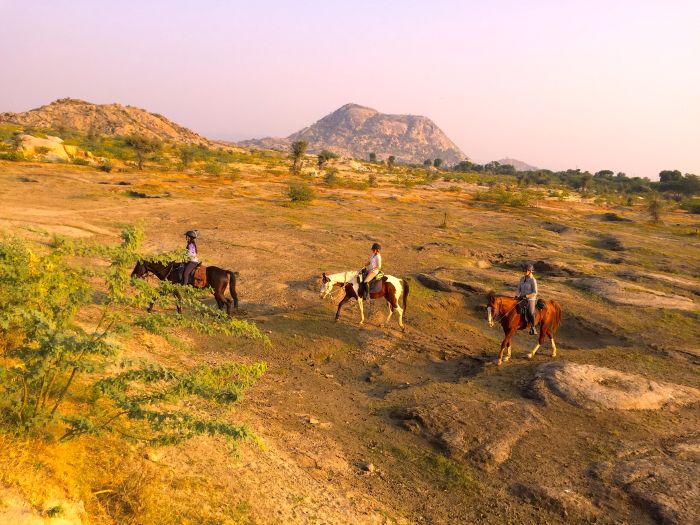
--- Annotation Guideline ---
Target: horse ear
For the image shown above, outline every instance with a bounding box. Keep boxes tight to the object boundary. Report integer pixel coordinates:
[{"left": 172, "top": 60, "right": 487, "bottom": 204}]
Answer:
[{"left": 322, "top": 272, "right": 328, "bottom": 282}]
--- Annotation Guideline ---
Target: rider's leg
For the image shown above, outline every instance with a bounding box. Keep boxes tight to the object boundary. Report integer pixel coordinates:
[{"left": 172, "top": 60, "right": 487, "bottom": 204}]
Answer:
[
  {"left": 182, "top": 261, "right": 197, "bottom": 285},
  {"left": 363, "top": 269, "right": 379, "bottom": 300},
  {"left": 528, "top": 299, "right": 538, "bottom": 335}
]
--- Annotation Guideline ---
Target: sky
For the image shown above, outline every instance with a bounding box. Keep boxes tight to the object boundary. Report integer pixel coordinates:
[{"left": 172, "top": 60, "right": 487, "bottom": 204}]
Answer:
[{"left": 2, "top": 0, "right": 699, "bottom": 178}]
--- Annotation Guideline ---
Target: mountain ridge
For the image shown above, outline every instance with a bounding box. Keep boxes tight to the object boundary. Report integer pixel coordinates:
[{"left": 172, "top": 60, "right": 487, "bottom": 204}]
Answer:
[
  {"left": 241, "top": 103, "right": 466, "bottom": 164},
  {"left": 0, "top": 98, "right": 207, "bottom": 144}
]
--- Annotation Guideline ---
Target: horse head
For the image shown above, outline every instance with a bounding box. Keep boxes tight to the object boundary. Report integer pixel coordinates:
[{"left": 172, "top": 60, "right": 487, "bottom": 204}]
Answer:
[
  {"left": 486, "top": 292, "right": 499, "bottom": 327},
  {"left": 320, "top": 272, "right": 335, "bottom": 299},
  {"left": 131, "top": 260, "right": 148, "bottom": 279}
]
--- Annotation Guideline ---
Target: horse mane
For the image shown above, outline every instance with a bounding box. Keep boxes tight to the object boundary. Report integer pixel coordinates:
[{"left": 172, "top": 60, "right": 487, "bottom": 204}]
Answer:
[{"left": 486, "top": 290, "right": 496, "bottom": 302}]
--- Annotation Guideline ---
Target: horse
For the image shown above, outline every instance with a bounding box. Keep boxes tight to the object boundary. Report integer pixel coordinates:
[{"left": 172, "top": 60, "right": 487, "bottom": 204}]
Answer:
[
  {"left": 486, "top": 293, "right": 562, "bottom": 365},
  {"left": 131, "top": 260, "right": 239, "bottom": 315},
  {"left": 320, "top": 270, "right": 409, "bottom": 331}
]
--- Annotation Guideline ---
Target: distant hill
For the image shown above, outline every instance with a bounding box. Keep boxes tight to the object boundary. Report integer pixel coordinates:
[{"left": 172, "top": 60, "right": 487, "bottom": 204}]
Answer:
[
  {"left": 241, "top": 103, "right": 466, "bottom": 165},
  {"left": 0, "top": 98, "right": 207, "bottom": 144},
  {"left": 498, "top": 158, "right": 537, "bottom": 172}
]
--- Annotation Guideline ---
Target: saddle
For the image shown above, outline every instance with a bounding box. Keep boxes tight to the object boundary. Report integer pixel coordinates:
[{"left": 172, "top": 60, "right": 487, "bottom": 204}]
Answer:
[
  {"left": 358, "top": 268, "right": 384, "bottom": 294},
  {"left": 176, "top": 262, "right": 207, "bottom": 288},
  {"left": 517, "top": 298, "right": 546, "bottom": 315}
]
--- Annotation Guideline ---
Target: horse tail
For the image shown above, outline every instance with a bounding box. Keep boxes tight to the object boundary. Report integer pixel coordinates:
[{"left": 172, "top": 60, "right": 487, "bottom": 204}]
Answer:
[
  {"left": 401, "top": 279, "right": 409, "bottom": 317},
  {"left": 228, "top": 271, "right": 240, "bottom": 308},
  {"left": 548, "top": 300, "right": 562, "bottom": 333}
]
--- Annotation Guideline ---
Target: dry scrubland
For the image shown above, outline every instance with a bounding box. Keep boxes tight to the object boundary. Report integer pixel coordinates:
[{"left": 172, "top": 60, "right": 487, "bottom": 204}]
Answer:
[{"left": 0, "top": 153, "right": 699, "bottom": 525}]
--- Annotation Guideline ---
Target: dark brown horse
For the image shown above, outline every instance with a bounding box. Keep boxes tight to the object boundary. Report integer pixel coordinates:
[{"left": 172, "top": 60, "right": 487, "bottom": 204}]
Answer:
[
  {"left": 486, "top": 293, "right": 562, "bottom": 365},
  {"left": 320, "top": 270, "right": 409, "bottom": 331},
  {"left": 131, "top": 260, "right": 239, "bottom": 315}
]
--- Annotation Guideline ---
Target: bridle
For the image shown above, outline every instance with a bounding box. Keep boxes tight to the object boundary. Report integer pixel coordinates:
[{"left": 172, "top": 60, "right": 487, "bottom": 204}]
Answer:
[{"left": 489, "top": 297, "right": 525, "bottom": 325}]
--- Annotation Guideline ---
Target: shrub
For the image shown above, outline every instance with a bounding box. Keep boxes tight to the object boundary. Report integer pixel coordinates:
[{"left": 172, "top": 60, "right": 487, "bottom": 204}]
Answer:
[
  {"left": 287, "top": 183, "right": 315, "bottom": 203},
  {"left": 0, "top": 228, "right": 267, "bottom": 443},
  {"left": 72, "top": 158, "right": 90, "bottom": 166},
  {"left": 472, "top": 187, "right": 531, "bottom": 207},
  {"left": 368, "top": 174, "right": 378, "bottom": 187},
  {"left": 98, "top": 162, "right": 113, "bottom": 173},
  {"left": 204, "top": 161, "right": 223, "bottom": 175},
  {"left": 680, "top": 198, "right": 700, "bottom": 214}
]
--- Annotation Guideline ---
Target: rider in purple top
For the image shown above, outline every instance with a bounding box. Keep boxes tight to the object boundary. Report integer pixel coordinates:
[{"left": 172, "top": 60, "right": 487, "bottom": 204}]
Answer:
[{"left": 182, "top": 230, "right": 199, "bottom": 285}]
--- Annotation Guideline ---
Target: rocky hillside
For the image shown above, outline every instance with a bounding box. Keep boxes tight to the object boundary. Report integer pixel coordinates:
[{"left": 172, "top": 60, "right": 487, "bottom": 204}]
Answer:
[
  {"left": 498, "top": 158, "right": 537, "bottom": 171},
  {"left": 242, "top": 103, "right": 466, "bottom": 165},
  {"left": 0, "top": 98, "right": 207, "bottom": 144}
]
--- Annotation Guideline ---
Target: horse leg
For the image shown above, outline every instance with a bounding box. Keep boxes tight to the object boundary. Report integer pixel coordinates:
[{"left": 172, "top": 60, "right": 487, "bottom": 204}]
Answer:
[
  {"left": 147, "top": 301, "right": 155, "bottom": 313},
  {"left": 358, "top": 297, "right": 365, "bottom": 325},
  {"left": 175, "top": 289, "right": 182, "bottom": 314},
  {"left": 503, "top": 344, "right": 512, "bottom": 363},
  {"left": 498, "top": 329, "right": 515, "bottom": 366},
  {"left": 550, "top": 334, "right": 557, "bottom": 358},
  {"left": 384, "top": 302, "right": 393, "bottom": 326},
  {"left": 335, "top": 294, "right": 351, "bottom": 322},
  {"left": 396, "top": 305, "right": 404, "bottom": 331},
  {"left": 528, "top": 326, "right": 548, "bottom": 359}
]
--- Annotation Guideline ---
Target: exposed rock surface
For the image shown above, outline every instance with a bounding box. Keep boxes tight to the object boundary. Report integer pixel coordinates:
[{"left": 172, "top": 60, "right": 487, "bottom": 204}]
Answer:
[
  {"left": 395, "top": 400, "right": 544, "bottom": 470},
  {"left": 497, "top": 158, "right": 537, "bottom": 171},
  {"left": 415, "top": 273, "right": 488, "bottom": 295},
  {"left": 570, "top": 277, "right": 698, "bottom": 311},
  {"left": 528, "top": 361, "right": 700, "bottom": 410},
  {"left": 596, "top": 437, "right": 700, "bottom": 525},
  {"left": 242, "top": 103, "right": 465, "bottom": 164},
  {"left": 15, "top": 134, "right": 94, "bottom": 163},
  {"left": 510, "top": 483, "right": 600, "bottom": 521},
  {"left": 1, "top": 98, "right": 206, "bottom": 144}
]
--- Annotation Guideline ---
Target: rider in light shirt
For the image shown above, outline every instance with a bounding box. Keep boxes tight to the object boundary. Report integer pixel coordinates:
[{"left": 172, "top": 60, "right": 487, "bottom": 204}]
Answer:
[{"left": 362, "top": 243, "right": 382, "bottom": 300}]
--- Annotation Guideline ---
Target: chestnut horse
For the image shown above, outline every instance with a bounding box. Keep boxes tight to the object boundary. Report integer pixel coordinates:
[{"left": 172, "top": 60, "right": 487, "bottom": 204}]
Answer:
[
  {"left": 131, "top": 260, "right": 239, "bottom": 315},
  {"left": 320, "top": 270, "right": 409, "bottom": 331},
  {"left": 486, "top": 293, "right": 562, "bottom": 365}
]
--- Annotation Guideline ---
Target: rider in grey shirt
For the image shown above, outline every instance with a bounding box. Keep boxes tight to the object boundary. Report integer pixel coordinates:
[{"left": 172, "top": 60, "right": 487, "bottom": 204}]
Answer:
[{"left": 516, "top": 263, "right": 538, "bottom": 335}]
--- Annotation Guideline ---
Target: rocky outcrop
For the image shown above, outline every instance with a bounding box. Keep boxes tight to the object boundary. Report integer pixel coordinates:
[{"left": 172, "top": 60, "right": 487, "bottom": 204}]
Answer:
[
  {"left": 395, "top": 400, "right": 545, "bottom": 470},
  {"left": 528, "top": 361, "right": 700, "bottom": 410},
  {"left": 569, "top": 277, "right": 698, "bottom": 311},
  {"left": 15, "top": 134, "right": 95, "bottom": 163},
  {"left": 242, "top": 103, "right": 466, "bottom": 164},
  {"left": 1, "top": 98, "right": 206, "bottom": 144}
]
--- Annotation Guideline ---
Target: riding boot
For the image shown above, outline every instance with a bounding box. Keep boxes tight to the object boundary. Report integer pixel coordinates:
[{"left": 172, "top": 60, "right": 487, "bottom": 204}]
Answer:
[{"left": 529, "top": 313, "right": 538, "bottom": 335}]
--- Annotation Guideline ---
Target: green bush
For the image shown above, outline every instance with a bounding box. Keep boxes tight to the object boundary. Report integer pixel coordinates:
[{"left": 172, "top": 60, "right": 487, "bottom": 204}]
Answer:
[
  {"left": 0, "top": 227, "right": 267, "bottom": 443},
  {"left": 473, "top": 187, "right": 531, "bottom": 207},
  {"left": 98, "top": 162, "right": 113, "bottom": 173},
  {"left": 72, "top": 158, "right": 90, "bottom": 166},
  {"left": 368, "top": 173, "right": 378, "bottom": 188},
  {"left": 204, "top": 161, "right": 224, "bottom": 175},
  {"left": 680, "top": 198, "right": 700, "bottom": 214},
  {"left": 287, "top": 183, "right": 315, "bottom": 203}
]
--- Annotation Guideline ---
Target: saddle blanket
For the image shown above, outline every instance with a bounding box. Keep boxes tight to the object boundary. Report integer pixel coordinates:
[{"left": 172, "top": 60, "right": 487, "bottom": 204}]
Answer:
[{"left": 193, "top": 265, "right": 207, "bottom": 288}]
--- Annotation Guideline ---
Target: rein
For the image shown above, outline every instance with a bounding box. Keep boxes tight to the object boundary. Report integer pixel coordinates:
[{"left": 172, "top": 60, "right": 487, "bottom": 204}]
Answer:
[{"left": 493, "top": 299, "right": 525, "bottom": 324}]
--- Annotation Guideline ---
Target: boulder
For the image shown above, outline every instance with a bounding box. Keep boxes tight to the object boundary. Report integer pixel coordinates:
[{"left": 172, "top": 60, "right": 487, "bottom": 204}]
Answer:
[
  {"left": 528, "top": 361, "right": 700, "bottom": 410},
  {"left": 510, "top": 483, "right": 600, "bottom": 520},
  {"left": 395, "top": 400, "right": 544, "bottom": 470},
  {"left": 570, "top": 277, "right": 698, "bottom": 312}
]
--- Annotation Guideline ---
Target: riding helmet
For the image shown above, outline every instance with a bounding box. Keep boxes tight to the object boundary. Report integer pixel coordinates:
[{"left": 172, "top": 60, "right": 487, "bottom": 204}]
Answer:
[
  {"left": 184, "top": 230, "right": 198, "bottom": 239},
  {"left": 371, "top": 243, "right": 381, "bottom": 251},
  {"left": 522, "top": 262, "right": 534, "bottom": 272}
]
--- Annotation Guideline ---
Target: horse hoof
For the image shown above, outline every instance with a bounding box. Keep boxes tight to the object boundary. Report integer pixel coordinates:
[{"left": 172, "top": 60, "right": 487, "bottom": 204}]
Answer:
[
  {"left": 497, "top": 359, "right": 502, "bottom": 366},
  {"left": 503, "top": 356, "right": 510, "bottom": 363},
  {"left": 527, "top": 353, "right": 534, "bottom": 359},
  {"left": 551, "top": 353, "right": 557, "bottom": 358}
]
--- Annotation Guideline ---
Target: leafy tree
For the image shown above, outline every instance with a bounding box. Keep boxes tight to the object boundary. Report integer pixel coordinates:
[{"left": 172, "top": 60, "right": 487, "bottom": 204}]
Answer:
[
  {"left": 179, "top": 145, "right": 198, "bottom": 168},
  {"left": 433, "top": 158, "right": 443, "bottom": 169},
  {"left": 287, "top": 182, "right": 315, "bottom": 202},
  {"left": 317, "top": 149, "right": 338, "bottom": 170},
  {"left": 125, "top": 134, "right": 162, "bottom": 170},
  {"left": 453, "top": 161, "right": 473, "bottom": 172},
  {"left": 0, "top": 227, "right": 267, "bottom": 442},
  {"left": 387, "top": 156, "right": 396, "bottom": 169},
  {"left": 659, "top": 170, "right": 682, "bottom": 182},
  {"left": 290, "top": 140, "right": 308, "bottom": 174},
  {"left": 646, "top": 192, "right": 666, "bottom": 222},
  {"left": 423, "top": 159, "right": 433, "bottom": 167},
  {"left": 369, "top": 152, "right": 377, "bottom": 163},
  {"left": 595, "top": 170, "right": 614, "bottom": 179}
]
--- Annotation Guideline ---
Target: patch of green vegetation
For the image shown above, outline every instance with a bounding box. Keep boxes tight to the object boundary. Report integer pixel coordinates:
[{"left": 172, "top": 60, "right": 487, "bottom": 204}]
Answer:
[
  {"left": 426, "top": 453, "right": 480, "bottom": 491},
  {"left": 473, "top": 187, "right": 532, "bottom": 207},
  {"left": 287, "top": 182, "right": 315, "bottom": 203}
]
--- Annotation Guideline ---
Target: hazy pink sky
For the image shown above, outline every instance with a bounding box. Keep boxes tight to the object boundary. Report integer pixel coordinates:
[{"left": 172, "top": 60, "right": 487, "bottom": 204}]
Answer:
[{"left": 2, "top": 0, "right": 699, "bottom": 177}]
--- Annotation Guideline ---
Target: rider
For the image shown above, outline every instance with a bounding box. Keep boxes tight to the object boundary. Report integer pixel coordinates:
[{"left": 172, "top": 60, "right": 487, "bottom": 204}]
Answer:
[
  {"left": 362, "top": 243, "right": 382, "bottom": 300},
  {"left": 515, "top": 263, "right": 538, "bottom": 335},
  {"left": 181, "top": 230, "right": 199, "bottom": 285}
]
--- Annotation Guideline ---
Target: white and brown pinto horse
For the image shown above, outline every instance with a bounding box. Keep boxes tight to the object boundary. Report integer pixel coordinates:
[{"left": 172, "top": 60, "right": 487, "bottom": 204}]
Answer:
[{"left": 320, "top": 270, "right": 409, "bottom": 331}]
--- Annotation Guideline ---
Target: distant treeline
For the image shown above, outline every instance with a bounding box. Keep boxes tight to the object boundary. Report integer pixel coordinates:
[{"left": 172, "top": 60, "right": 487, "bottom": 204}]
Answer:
[{"left": 449, "top": 160, "right": 699, "bottom": 199}]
